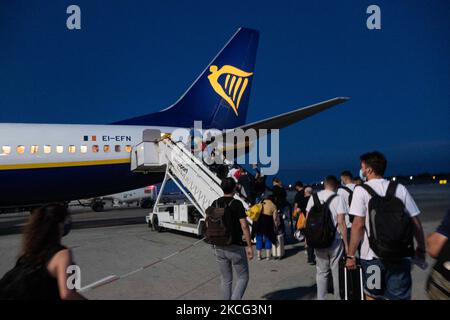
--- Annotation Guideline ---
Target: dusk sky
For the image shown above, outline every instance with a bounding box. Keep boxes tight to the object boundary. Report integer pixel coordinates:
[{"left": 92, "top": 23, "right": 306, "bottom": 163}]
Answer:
[{"left": 1, "top": 0, "right": 449, "bottom": 183}]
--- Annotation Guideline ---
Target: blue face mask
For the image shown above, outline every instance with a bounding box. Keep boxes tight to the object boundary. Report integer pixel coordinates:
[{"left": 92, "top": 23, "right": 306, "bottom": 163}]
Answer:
[
  {"left": 359, "top": 169, "right": 367, "bottom": 182},
  {"left": 63, "top": 219, "right": 72, "bottom": 237}
]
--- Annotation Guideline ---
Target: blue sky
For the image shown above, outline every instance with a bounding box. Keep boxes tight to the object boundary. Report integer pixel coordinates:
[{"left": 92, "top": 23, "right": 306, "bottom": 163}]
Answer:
[{"left": 0, "top": 0, "right": 449, "bottom": 183}]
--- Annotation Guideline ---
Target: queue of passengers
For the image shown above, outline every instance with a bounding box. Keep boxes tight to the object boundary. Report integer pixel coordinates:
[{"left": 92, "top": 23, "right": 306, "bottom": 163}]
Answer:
[{"left": 0, "top": 151, "right": 449, "bottom": 301}]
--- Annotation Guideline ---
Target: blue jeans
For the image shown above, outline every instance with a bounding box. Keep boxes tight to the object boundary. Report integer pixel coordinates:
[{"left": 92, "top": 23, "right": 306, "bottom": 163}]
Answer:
[
  {"left": 255, "top": 233, "right": 272, "bottom": 250},
  {"left": 360, "top": 258, "right": 412, "bottom": 300}
]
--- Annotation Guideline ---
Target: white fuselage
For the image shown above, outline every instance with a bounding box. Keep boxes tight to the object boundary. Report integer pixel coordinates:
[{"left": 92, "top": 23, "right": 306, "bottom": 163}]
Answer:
[{"left": 0, "top": 123, "right": 178, "bottom": 207}]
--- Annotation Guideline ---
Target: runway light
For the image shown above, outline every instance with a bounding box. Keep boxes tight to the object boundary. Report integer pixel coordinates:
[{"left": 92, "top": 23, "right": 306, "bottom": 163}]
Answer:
[
  {"left": 392, "top": 177, "right": 396, "bottom": 181},
  {"left": 410, "top": 176, "right": 413, "bottom": 180},
  {"left": 439, "top": 180, "right": 448, "bottom": 185},
  {"left": 321, "top": 181, "right": 324, "bottom": 185},
  {"left": 433, "top": 176, "right": 436, "bottom": 180}
]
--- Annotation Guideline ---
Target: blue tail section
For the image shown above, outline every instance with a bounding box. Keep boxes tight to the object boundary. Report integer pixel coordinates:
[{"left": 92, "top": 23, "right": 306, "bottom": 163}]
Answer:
[{"left": 113, "top": 28, "right": 259, "bottom": 129}]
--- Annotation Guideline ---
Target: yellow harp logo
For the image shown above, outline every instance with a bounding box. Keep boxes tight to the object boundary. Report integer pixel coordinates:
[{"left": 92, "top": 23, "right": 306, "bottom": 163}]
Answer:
[{"left": 207, "top": 65, "right": 253, "bottom": 116}]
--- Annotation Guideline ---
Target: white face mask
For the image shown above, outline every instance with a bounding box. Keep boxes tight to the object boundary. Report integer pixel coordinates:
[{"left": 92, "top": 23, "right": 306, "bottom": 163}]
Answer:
[{"left": 359, "top": 169, "right": 367, "bottom": 182}]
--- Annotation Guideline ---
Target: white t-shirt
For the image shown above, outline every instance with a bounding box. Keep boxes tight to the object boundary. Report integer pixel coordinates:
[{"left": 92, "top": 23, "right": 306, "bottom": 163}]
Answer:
[
  {"left": 337, "top": 183, "right": 356, "bottom": 228},
  {"left": 349, "top": 178, "right": 420, "bottom": 260},
  {"left": 306, "top": 189, "right": 347, "bottom": 240}
]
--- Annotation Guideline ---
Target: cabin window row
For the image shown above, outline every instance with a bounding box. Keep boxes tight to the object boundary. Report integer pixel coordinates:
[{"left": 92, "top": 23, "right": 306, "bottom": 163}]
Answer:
[{"left": 1, "top": 145, "right": 133, "bottom": 155}]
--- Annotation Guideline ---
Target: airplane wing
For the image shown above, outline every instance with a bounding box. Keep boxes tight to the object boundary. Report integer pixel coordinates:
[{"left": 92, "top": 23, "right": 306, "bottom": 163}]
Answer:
[
  {"left": 216, "top": 97, "right": 349, "bottom": 155},
  {"left": 237, "top": 96, "right": 349, "bottom": 132}
]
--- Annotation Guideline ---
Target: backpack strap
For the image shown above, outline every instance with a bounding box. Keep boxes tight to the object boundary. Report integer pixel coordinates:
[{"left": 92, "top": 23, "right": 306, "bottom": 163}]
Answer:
[
  {"left": 340, "top": 186, "right": 352, "bottom": 195},
  {"left": 325, "top": 194, "right": 338, "bottom": 226},
  {"left": 214, "top": 198, "right": 234, "bottom": 209},
  {"left": 386, "top": 181, "right": 398, "bottom": 198},
  {"left": 312, "top": 193, "right": 321, "bottom": 208},
  {"left": 227, "top": 198, "right": 236, "bottom": 208},
  {"left": 358, "top": 184, "right": 378, "bottom": 198},
  {"left": 325, "top": 194, "right": 338, "bottom": 207}
]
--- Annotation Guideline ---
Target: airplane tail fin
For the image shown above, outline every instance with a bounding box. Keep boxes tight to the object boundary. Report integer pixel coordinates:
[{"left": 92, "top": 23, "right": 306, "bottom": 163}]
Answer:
[{"left": 114, "top": 28, "right": 259, "bottom": 129}]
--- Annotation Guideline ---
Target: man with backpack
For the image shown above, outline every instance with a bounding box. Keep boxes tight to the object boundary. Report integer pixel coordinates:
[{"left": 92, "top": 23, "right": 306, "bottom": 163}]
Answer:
[
  {"left": 305, "top": 175, "right": 349, "bottom": 300},
  {"left": 205, "top": 177, "right": 253, "bottom": 300},
  {"left": 338, "top": 170, "right": 356, "bottom": 238},
  {"left": 345, "top": 151, "right": 426, "bottom": 300}
]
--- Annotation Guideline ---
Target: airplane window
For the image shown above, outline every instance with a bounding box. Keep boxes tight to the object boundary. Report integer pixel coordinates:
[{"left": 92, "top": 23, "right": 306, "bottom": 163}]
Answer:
[
  {"left": 68, "top": 145, "right": 76, "bottom": 153},
  {"left": 16, "top": 146, "right": 25, "bottom": 154},
  {"left": 125, "top": 145, "right": 132, "bottom": 153},
  {"left": 44, "top": 145, "right": 51, "bottom": 154},
  {"left": 92, "top": 145, "right": 99, "bottom": 153},
  {"left": 115, "top": 145, "right": 121, "bottom": 152},
  {"left": 2, "top": 146, "right": 11, "bottom": 155},
  {"left": 30, "top": 145, "right": 39, "bottom": 154},
  {"left": 103, "top": 145, "right": 110, "bottom": 153},
  {"left": 80, "top": 145, "right": 87, "bottom": 153},
  {"left": 56, "top": 145, "right": 64, "bottom": 154}
]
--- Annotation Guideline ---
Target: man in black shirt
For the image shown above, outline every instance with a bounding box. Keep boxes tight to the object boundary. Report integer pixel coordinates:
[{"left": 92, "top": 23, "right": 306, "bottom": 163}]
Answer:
[
  {"left": 237, "top": 168, "right": 256, "bottom": 205},
  {"left": 272, "top": 178, "right": 293, "bottom": 237},
  {"left": 211, "top": 178, "right": 253, "bottom": 300},
  {"left": 252, "top": 165, "right": 267, "bottom": 203},
  {"left": 293, "top": 181, "right": 306, "bottom": 214}
]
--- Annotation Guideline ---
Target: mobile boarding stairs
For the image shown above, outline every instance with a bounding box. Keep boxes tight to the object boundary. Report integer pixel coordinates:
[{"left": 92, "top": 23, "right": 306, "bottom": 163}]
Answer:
[{"left": 130, "top": 129, "right": 250, "bottom": 236}]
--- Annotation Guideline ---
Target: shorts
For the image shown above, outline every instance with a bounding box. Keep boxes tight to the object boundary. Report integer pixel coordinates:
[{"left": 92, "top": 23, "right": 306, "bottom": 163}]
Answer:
[{"left": 360, "top": 258, "right": 412, "bottom": 300}]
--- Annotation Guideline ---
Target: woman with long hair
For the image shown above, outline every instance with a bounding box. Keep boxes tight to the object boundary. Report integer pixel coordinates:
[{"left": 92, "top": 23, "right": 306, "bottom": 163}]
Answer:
[{"left": 0, "top": 204, "right": 86, "bottom": 300}]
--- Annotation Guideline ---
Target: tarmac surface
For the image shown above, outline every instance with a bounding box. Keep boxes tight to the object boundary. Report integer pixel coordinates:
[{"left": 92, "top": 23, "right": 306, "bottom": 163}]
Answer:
[{"left": 0, "top": 184, "right": 449, "bottom": 300}]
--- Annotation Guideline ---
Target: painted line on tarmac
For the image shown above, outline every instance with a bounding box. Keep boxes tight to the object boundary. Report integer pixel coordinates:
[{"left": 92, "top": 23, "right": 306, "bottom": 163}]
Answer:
[
  {"left": 79, "top": 275, "right": 119, "bottom": 292},
  {"left": 120, "top": 267, "right": 144, "bottom": 278},
  {"left": 79, "top": 238, "right": 207, "bottom": 293}
]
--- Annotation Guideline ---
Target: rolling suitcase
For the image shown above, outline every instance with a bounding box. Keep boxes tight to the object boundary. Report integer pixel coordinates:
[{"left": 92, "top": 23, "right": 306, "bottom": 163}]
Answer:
[
  {"left": 272, "top": 234, "right": 285, "bottom": 259},
  {"left": 339, "top": 257, "right": 365, "bottom": 300}
]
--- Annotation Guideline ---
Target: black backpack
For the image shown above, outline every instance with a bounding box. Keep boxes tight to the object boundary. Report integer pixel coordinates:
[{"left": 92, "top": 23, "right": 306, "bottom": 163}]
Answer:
[
  {"left": 359, "top": 182, "right": 415, "bottom": 259},
  {"left": 339, "top": 186, "right": 355, "bottom": 223},
  {"left": 204, "top": 199, "right": 234, "bottom": 246},
  {"left": 305, "top": 193, "right": 337, "bottom": 249}
]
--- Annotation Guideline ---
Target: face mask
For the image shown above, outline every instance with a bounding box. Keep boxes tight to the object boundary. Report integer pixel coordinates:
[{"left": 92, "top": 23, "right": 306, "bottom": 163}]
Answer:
[
  {"left": 63, "top": 219, "right": 72, "bottom": 237},
  {"left": 359, "top": 169, "right": 367, "bottom": 182}
]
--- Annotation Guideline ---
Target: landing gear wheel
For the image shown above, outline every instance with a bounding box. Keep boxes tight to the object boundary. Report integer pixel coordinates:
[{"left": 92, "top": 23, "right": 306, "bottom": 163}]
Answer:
[
  {"left": 140, "top": 199, "right": 154, "bottom": 209},
  {"left": 91, "top": 202, "right": 104, "bottom": 212}
]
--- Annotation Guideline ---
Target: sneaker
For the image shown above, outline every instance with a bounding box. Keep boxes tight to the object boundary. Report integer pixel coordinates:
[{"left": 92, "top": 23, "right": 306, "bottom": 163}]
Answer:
[
  {"left": 257, "top": 257, "right": 262, "bottom": 261},
  {"left": 265, "top": 257, "right": 271, "bottom": 261}
]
